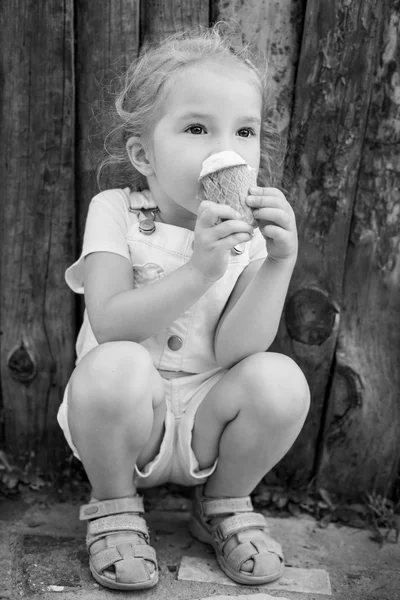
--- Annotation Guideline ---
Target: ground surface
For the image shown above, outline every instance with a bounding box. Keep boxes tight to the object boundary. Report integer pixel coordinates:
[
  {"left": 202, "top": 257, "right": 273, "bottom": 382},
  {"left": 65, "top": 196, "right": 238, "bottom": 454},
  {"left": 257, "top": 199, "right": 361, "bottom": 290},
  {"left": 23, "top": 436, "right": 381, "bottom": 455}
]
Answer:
[{"left": 0, "top": 484, "right": 399, "bottom": 600}]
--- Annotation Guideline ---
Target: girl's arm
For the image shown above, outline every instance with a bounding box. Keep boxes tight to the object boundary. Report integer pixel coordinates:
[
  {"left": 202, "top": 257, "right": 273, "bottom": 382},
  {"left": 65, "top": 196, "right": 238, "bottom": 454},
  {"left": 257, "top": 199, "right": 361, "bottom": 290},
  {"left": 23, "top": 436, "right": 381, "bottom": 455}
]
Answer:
[
  {"left": 214, "top": 255, "right": 296, "bottom": 368},
  {"left": 214, "top": 186, "right": 298, "bottom": 368},
  {"left": 84, "top": 201, "right": 254, "bottom": 344},
  {"left": 84, "top": 251, "right": 214, "bottom": 344}
]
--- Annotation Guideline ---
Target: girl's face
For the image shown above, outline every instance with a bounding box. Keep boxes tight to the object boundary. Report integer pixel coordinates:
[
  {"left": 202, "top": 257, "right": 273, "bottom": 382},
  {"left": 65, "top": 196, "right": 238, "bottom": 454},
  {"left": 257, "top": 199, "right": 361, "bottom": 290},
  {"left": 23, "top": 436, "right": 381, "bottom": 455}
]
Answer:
[{"left": 145, "top": 60, "right": 262, "bottom": 229}]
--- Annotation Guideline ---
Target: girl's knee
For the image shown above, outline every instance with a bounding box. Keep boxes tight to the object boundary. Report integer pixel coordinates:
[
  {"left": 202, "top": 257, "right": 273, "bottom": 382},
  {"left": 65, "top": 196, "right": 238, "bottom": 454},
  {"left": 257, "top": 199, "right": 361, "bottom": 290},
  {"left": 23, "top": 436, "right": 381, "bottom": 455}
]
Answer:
[
  {"left": 69, "top": 341, "right": 157, "bottom": 418},
  {"left": 238, "top": 352, "right": 310, "bottom": 427}
]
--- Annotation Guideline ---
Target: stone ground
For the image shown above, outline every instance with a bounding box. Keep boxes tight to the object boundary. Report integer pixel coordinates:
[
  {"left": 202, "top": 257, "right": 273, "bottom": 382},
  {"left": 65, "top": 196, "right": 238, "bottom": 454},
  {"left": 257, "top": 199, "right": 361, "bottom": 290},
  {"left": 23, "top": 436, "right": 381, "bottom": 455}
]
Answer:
[{"left": 0, "top": 486, "right": 399, "bottom": 600}]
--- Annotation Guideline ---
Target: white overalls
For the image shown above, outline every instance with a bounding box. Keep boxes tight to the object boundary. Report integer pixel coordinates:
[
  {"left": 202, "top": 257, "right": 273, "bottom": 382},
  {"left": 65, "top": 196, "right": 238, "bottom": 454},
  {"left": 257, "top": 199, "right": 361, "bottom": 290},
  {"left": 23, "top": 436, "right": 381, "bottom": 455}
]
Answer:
[{"left": 57, "top": 188, "right": 267, "bottom": 487}]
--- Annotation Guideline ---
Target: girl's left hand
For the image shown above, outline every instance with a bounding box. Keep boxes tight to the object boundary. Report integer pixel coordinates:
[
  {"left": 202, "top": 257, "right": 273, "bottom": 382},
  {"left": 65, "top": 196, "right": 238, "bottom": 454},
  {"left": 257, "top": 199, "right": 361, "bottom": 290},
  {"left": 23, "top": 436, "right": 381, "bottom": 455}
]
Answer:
[{"left": 246, "top": 186, "right": 298, "bottom": 263}]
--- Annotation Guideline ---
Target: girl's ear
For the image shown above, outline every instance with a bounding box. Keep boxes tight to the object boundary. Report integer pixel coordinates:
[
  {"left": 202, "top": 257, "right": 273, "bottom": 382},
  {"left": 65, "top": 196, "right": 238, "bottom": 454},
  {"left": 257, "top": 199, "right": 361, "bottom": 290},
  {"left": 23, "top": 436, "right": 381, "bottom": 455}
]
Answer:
[{"left": 126, "top": 136, "right": 154, "bottom": 176}]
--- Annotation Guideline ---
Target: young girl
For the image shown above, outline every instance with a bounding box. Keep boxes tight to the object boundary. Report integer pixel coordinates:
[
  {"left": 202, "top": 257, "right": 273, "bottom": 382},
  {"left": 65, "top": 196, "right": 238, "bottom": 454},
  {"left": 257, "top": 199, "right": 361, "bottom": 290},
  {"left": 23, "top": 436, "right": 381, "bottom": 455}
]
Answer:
[{"left": 57, "top": 26, "right": 310, "bottom": 591}]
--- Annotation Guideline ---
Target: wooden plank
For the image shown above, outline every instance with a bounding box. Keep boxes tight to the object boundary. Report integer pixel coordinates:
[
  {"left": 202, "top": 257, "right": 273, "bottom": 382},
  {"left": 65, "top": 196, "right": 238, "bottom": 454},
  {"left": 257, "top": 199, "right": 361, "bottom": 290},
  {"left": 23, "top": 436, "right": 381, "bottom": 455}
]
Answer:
[
  {"left": 75, "top": 0, "right": 140, "bottom": 233},
  {"left": 213, "top": 0, "right": 305, "bottom": 146},
  {"left": 0, "top": 1, "right": 75, "bottom": 469},
  {"left": 141, "top": 0, "right": 209, "bottom": 42},
  {"left": 317, "top": 3, "right": 400, "bottom": 497},
  {"left": 268, "top": 0, "right": 384, "bottom": 486}
]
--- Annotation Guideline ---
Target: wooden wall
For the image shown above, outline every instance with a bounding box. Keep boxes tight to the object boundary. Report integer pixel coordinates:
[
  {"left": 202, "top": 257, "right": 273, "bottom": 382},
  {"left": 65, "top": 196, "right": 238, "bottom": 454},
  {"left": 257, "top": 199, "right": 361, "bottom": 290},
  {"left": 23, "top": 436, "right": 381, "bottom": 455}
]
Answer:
[{"left": 0, "top": 0, "right": 399, "bottom": 500}]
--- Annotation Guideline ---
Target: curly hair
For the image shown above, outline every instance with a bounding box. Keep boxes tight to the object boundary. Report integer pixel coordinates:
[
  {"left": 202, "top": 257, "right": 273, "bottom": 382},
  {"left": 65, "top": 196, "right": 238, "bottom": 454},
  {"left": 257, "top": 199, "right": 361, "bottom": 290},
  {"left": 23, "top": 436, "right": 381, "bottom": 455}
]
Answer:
[{"left": 97, "top": 25, "right": 283, "bottom": 191}]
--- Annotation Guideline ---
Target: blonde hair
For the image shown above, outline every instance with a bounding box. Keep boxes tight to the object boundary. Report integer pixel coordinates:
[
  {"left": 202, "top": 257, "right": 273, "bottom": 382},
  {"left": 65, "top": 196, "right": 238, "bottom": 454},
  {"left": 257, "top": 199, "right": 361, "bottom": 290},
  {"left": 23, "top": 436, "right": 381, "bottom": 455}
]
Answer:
[{"left": 97, "top": 25, "right": 283, "bottom": 190}]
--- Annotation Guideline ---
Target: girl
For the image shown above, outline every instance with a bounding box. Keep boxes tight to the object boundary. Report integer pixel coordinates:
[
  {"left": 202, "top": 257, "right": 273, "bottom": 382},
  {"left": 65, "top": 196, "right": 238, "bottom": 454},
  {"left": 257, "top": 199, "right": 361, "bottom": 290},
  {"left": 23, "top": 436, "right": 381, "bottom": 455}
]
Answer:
[{"left": 57, "top": 26, "right": 310, "bottom": 591}]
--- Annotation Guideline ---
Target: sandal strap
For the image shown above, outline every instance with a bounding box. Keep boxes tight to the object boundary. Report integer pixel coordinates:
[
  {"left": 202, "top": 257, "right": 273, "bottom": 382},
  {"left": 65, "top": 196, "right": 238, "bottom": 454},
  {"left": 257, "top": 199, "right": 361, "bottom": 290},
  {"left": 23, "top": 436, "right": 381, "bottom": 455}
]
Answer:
[
  {"left": 215, "top": 512, "right": 267, "bottom": 541},
  {"left": 225, "top": 540, "right": 258, "bottom": 570},
  {"left": 227, "top": 531, "right": 284, "bottom": 566},
  {"left": 91, "top": 542, "right": 157, "bottom": 573},
  {"left": 201, "top": 495, "right": 253, "bottom": 517},
  {"left": 88, "top": 513, "right": 149, "bottom": 540},
  {"left": 80, "top": 496, "right": 144, "bottom": 521}
]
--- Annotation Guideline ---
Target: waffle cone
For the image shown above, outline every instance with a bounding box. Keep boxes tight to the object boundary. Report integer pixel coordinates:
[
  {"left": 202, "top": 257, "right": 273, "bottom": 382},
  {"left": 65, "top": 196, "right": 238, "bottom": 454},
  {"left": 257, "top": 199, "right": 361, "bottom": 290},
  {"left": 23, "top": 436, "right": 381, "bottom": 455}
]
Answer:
[{"left": 200, "top": 164, "right": 257, "bottom": 226}]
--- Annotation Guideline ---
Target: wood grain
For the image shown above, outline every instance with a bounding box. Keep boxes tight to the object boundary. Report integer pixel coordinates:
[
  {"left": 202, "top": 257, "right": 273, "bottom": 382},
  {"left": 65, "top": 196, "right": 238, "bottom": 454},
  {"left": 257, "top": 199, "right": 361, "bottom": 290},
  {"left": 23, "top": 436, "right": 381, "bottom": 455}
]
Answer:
[
  {"left": 141, "top": 0, "right": 209, "bottom": 42},
  {"left": 75, "top": 0, "right": 140, "bottom": 234},
  {"left": 0, "top": 0, "right": 398, "bottom": 497},
  {"left": 317, "top": 2, "right": 400, "bottom": 498},
  {"left": 0, "top": 1, "right": 75, "bottom": 469},
  {"left": 269, "top": 0, "right": 384, "bottom": 486}
]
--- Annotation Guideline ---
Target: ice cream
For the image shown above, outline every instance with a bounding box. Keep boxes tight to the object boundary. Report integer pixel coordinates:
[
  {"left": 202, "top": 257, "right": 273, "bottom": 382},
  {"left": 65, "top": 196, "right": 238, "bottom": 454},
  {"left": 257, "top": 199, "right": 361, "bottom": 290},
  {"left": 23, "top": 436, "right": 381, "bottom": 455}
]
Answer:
[{"left": 198, "top": 151, "right": 257, "bottom": 226}]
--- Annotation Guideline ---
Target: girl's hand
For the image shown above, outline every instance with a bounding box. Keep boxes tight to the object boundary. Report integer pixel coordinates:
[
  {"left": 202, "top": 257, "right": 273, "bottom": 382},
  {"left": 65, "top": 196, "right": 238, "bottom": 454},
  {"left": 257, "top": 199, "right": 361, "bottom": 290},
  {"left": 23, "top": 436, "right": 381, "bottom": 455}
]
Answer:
[
  {"left": 189, "top": 200, "right": 254, "bottom": 282},
  {"left": 247, "top": 187, "right": 298, "bottom": 263}
]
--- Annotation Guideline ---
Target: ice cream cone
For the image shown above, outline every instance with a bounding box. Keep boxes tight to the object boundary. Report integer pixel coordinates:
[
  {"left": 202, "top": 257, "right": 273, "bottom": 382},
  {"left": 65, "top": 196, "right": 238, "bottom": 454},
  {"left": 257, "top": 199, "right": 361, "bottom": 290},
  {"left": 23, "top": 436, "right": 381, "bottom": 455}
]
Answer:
[{"left": 198, "top": 151, "right": 257, "bottom": 226}]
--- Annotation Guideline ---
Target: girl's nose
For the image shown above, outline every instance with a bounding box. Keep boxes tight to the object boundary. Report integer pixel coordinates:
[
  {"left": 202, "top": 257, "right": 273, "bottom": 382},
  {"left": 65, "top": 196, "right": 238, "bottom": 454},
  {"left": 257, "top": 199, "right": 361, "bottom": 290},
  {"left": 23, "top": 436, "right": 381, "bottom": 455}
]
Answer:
[{"left": 211, "top": 136, "right": 234, "bottom": 156}]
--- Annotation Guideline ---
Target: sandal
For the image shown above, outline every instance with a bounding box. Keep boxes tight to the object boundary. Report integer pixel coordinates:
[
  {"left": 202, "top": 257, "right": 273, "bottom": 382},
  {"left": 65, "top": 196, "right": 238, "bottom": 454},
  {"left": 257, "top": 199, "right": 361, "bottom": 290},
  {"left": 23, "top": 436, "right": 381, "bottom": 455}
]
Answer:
[
  {"left": 188, "top": 485, "right": 284, "bottom": 585},
  {"left": 79, "top": 495, "right": 158, "bottom": 590}
]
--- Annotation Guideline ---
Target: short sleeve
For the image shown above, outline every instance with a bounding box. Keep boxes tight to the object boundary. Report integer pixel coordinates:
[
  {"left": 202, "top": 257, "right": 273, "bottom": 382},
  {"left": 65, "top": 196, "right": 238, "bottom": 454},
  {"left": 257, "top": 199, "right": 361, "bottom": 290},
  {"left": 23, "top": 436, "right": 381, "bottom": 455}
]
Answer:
[
  {"left": 249, "top": 227, "right": 268, "bottom": 262},
  {"left": 65, "top": 189, "right": 131, "bottom": 294}
]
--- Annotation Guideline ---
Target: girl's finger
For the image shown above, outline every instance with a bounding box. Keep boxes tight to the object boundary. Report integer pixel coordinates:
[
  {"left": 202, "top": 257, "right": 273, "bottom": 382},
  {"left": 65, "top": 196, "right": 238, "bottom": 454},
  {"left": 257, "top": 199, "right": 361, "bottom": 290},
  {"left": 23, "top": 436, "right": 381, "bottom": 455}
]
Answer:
[
  {"left": 247, "top": 194, "right": 292, "bottom": 212},
  {"left": 253, "top": 207, "right": 292, "bottom": 229},
  {"left": 210, "top": 219, "right": 254, "bottom": 240},
  {"left": 249, "top": 186, "right": 286, "bottom": 199},
  {"left": 197, "top": 201, "right": 241, "bottom": 227},
  {"left": 261, "top": 224, "right": 291, "bottom": 241},
  {"left": 197, "top": 200, "right": 216, "bottom": 222},
  {"left": 247, "top": 195, "right": 286, "bottom": 209},
  {"left": 216, "top": 231, "right": 254, "bottom": 249}
]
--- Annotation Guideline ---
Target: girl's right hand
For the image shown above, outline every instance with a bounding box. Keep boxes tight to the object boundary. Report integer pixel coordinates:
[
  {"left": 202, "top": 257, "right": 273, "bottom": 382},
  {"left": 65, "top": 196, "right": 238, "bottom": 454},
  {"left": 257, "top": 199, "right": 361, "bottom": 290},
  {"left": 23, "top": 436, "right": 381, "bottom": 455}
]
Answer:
[{"left": 189, "top": 200, "right": 254, "bottom": 283}]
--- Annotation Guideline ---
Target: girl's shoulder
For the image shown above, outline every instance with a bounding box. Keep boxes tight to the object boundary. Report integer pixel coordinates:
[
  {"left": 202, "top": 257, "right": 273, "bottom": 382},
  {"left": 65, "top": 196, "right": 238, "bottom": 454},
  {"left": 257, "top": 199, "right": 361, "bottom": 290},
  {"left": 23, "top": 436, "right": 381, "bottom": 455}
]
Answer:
[
  {"left": 66, "top": 188, "right": 147, "bottom": 295},
  {"left": 87, "top": 188, "right": 157, "bottom": 234},
  {"left": 89, "top": 187, "right": 132, "bottom": 217},
  {"left": 90, "top": 187, "right": 156, "bottom": 214}
]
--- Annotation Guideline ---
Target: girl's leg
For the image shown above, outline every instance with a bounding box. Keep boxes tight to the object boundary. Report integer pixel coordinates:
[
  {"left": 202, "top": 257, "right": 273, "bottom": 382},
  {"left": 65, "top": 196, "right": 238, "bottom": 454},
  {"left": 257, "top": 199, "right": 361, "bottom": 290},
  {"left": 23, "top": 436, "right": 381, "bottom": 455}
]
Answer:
[
  {"left": 191, "top": 352, "right": 310, "bottom": 580},
  {"left": 68, "top": 341, "right": 165, "bottom": 500},
  {"left": 192, "top": 352, "right": 310, "bottom": 498},
  {"left": 67, "top": 341, "right": 165, "bottom": 589}
]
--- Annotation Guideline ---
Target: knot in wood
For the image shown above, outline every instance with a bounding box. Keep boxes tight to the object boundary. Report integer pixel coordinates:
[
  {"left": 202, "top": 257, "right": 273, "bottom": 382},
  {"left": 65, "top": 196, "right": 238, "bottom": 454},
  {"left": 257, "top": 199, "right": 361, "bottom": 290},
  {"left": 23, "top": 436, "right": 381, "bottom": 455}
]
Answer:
[
  {"left": 285, "top": 288, "right": 337, "bottom": 345},
  {"left": 330, "top": 364, "right": 363, "bottom": 429},
  {"left": 8, "top": 343, "right": 37, "bottom": 382}
]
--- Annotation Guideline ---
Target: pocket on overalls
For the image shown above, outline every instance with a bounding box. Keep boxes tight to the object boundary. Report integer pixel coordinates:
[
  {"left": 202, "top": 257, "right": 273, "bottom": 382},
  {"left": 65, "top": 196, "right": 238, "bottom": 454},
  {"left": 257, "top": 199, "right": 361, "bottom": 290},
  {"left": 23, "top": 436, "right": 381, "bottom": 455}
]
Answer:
[{"left": 133, "top": 262, "right": 165, "bottom": 287}]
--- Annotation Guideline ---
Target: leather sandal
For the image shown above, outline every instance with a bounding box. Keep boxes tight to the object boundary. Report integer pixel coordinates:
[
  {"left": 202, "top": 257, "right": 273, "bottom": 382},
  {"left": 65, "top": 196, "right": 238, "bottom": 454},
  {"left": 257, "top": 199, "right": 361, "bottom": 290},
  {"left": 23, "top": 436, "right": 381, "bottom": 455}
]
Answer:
[
  {"left": 188, "top": 485, "right": 284, "bottom": 585},
  {"left": 80, "top": 496, "right": 158, "bottom": 590}
]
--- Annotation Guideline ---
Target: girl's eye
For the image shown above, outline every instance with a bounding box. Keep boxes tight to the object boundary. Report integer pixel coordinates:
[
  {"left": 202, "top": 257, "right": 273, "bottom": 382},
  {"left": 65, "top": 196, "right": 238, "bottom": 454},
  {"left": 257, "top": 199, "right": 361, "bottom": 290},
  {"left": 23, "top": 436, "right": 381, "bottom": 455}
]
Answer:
[
  {"left": 186, "top": 124, "right": 206, "bottom": 135},
  {"left": 237, "top": 128, "right": 256, "bottom": 138}
]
